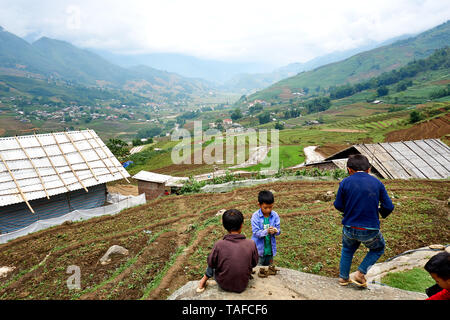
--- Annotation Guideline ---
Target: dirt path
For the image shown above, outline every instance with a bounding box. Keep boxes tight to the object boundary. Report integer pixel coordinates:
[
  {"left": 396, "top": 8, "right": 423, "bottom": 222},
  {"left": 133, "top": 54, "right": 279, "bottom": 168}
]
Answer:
[
  {"left": 304, "top": 146, "right": 325, "bottom": 164},
  {"left": 146, "top": 225, "right": 216, "bottom": 299},
  {"left": 129, "top": 145, "right": 145, "bottom": 155},
  {"left": 107, "top": 184, "right": 139, "bottom": 196},
  {"left": 230, "top": 146, "right": 271, "bottom": 169}
]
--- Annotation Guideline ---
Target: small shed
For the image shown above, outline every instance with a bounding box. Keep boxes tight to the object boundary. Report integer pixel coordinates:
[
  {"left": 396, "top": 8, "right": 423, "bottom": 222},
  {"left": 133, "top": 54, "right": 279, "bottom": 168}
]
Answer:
[
  {"left": 133, "top": 171, "right": 174, "bottom": 200},
  {"left": 306, "top": 139, "right": 450, "bottom": 180},
  {"left": 0, "top": 130, "right": 130, "bottom": 234}
]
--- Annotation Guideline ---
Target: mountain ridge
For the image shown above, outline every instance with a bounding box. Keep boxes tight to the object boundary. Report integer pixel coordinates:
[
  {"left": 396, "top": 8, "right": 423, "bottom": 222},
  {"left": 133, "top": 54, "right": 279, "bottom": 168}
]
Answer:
[
  {"left": 0, "top": 27, "right": 215, "bottom": 100},
  {"left": 249, "top": 20, "right": 450, "bottom": 101}
]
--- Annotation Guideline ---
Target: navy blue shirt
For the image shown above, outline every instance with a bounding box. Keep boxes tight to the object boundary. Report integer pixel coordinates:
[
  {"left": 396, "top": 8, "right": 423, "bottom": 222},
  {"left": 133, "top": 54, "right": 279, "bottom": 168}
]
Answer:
[{"left": 333, "top": 172, "right": 394, "bottom": 229}]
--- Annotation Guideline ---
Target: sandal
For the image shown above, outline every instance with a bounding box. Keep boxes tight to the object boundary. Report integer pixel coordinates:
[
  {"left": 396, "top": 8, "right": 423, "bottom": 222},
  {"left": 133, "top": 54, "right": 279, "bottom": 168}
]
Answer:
[
  {"left": 258, "top": 267, "right": 268, "bottom": 278},
  {"left": 267, "top": 265, "right": 279, "bottom": 275},
  {"left": 351, "top": 278, "right": 368, "bottom": 288},
  {"left": 338, "top": 278, "right": 352, "bottom": 286}
]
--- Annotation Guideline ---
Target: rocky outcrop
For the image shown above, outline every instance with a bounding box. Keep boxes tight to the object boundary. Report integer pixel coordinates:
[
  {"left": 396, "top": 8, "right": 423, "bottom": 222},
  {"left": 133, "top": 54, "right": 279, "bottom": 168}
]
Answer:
[
  {"left": 99, "top": 245, "right": 129, "bottom": 265},
  {"left": 366, "top": 244, "right": 449, "bottom": 283},
  {"left": 168, "top": 266, "right": 426, "bottom": 300}
]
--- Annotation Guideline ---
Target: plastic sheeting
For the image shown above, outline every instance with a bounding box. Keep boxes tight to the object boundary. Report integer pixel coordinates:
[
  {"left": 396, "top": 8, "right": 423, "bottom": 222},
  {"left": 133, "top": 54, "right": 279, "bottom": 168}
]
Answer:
[
  {"left": 0, "top": 193, "right": 146, "bottom": 244},
  {"left": 0, "top": 183, "right": 107, "bottom": 234}
]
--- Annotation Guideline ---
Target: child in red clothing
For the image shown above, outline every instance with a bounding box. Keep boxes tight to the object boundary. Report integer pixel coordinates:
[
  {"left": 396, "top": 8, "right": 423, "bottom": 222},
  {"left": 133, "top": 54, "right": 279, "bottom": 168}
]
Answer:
[{"left": 424, "top": 251, "right": 450, "bottom": 300}]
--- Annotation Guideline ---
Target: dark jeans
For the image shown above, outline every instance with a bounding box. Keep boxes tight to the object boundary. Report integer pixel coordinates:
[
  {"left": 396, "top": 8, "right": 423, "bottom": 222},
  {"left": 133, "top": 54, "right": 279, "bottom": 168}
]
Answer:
[
  {"left": 339, "top": 226, "right": 385, "bottom": 279},
  {"left": 205, "top": 266, "right": 215, "bottom": 279},
  {"left": 258, "top": 255, "right": 273, "bottom": 266}
]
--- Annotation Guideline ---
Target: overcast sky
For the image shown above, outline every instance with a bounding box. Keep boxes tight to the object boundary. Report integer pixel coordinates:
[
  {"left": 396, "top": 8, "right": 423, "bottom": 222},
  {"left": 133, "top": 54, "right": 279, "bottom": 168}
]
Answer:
[{"left": 1, "top": 0, "right": 449, "bottom": 67}]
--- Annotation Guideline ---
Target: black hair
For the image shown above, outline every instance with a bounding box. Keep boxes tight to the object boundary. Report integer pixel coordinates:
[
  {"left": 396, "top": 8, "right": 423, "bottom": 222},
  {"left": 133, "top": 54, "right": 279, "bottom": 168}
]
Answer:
[
  {"left": 222, "top": 209, "right": 244, "bottom": 232},
  {"left": 424, "top": 251, "right": 450, "bottom": 280},
  {"left": 347, "top": 154, "right": 371, "bottom": 171},
  {"left": 258, "top": 190, "right": 274, "bottom": 205}
]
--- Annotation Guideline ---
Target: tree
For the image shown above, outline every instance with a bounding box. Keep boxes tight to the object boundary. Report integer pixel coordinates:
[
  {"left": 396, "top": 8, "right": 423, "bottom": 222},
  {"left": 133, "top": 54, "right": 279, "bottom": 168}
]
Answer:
[
  {"left": 249, "top": 103, "right": 263, "bottom": 114},
  {"left": 230, "top": 108, "right": 243, "bottom": 120},
  {"left": 377, "top": 86, "right": 389, "bottom": 97},
  {"left": 409, "top": 111, "right": 422, "bottom": 124},
  {"left": 274, "top": 122, "right": 284, "bottom": 130},
  {"left": 258, "top": 112, "right": 271, "bottom": 124},
  {"left": 214, "top": 119, "right": 224, "bottom": 131},
  {"left": 106, "top": 138, "right": 130, "bottom": 162}
]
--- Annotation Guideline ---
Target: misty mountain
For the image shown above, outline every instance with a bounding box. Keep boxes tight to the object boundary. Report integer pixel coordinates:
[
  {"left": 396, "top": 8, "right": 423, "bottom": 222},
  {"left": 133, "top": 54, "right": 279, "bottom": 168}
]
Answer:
[
  {"left": 93, "top": 50, "right": 276, "bottom": 84},
  {"left": 222, "top": 34, "right": 416, "bottom": 94},
  {"left": 0, "top": 27, "right": 215, "bottom": 99},
  {"left": 250, "top": 20, "right": 450, "bottom": 101}
]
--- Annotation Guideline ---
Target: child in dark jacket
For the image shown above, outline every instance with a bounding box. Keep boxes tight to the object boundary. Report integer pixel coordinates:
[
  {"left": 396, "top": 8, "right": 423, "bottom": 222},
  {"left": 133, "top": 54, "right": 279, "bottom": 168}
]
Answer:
[
  {"left": 334, "top": 154, "right": 394, "bottom": 287},
  {"left": 197, "top": 209, "right": 259, "bottom": 293}
]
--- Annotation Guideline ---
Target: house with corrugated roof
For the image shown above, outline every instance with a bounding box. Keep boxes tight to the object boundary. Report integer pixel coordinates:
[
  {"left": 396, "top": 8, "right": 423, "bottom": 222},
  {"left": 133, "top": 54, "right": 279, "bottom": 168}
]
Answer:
[
  {"left": 305, "top": 139, "right": 450, "bottom": 179},
  {"left": 132, "top": 170, "right": 188, "bottom": 200},
  {"left": 0, "top": 130, "right": 130, "bottom": 234}
]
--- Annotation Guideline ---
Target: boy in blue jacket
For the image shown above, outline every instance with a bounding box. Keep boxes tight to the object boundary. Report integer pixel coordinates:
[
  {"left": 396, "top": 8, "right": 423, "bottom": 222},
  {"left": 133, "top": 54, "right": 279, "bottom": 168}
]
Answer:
[
  {"left": 251, "top": 190, "right": 281, "bottom": 268},
  {"left": 334, "top": 154, "right": 394, "bottom": 287}
]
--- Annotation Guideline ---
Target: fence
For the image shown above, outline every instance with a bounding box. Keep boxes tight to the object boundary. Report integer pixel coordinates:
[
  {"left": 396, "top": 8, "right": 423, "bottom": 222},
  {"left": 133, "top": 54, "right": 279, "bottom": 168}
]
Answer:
[{"left": 0, "top": 193, "right": 146, "bottom": 244}]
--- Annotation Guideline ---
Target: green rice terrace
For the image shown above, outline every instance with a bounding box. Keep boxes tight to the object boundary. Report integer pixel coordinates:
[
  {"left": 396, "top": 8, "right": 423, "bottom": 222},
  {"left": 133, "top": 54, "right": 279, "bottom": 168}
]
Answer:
[
  {"left": 123, "top": 101, "right": 449, "bottom": 177},
  {"left": 0, "top": 179, "right": 449, "bottom": 300}
]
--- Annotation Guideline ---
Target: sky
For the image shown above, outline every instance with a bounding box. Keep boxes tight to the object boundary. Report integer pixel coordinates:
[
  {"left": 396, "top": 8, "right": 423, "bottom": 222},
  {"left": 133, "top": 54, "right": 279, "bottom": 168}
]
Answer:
[{"left": 1, "top": 0, "right": 449, "bottom": 67}]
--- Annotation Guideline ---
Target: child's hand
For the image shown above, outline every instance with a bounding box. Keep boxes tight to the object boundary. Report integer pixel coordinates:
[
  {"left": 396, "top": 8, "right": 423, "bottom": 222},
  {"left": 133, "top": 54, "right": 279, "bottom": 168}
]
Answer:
[{"left": 268, "top": 227, "right": 278, "bottom": 234}]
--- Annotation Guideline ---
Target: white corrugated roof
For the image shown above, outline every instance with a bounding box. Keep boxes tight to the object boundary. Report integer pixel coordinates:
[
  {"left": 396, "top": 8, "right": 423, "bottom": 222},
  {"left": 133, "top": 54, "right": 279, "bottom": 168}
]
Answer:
[
  {"left": 132, "top": 170, "right": 189, "bottom": 187},
  {"left": 133, "top": 170, "right": 173, "bottom": 183},
  {"left": 0, "top": 130, "right": 130, "bottom": 209},
  {"left": 324, "top": 139, "right": 450, "bottom": 180}
]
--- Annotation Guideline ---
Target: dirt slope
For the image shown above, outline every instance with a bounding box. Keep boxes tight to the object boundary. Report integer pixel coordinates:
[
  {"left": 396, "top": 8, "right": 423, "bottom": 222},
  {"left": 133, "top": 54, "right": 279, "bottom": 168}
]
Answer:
[{"left": 385, "top": 113, "right": 450, "bottom": 143}]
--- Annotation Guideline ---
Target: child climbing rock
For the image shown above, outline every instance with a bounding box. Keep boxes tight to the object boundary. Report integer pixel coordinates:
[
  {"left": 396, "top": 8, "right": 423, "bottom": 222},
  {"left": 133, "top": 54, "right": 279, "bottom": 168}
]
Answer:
[{"left": 334, "top": 154, "right": 394, "bottom": 287}]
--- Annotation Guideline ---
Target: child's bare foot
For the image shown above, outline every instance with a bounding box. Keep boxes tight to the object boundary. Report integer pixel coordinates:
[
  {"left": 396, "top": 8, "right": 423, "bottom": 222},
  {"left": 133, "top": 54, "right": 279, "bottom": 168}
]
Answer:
[{"left": 196, "top": 275, "right": 209, "bottom": 293}]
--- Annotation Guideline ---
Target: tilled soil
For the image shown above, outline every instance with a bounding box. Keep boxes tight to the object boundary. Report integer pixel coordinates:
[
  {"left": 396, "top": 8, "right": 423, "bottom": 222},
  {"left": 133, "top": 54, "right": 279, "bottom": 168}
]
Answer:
[
  {"left": 0, "top": 180, "right": 449, "bottom": 300},
  {"left": 385, "top": 113, "right": 450, "bottom": 142}
]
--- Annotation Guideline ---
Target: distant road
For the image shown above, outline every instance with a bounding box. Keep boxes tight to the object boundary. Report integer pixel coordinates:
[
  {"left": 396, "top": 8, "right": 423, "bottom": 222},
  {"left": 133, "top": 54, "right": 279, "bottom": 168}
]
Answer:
[
  {"left": 129, "top": 145, "right": 145, "bottom": 155},
  {"left": 304, "top": 146, "right": 325, "bottom": 164},
  {"left": 230, "top": 146, "right": 271, "bottom": 169}
]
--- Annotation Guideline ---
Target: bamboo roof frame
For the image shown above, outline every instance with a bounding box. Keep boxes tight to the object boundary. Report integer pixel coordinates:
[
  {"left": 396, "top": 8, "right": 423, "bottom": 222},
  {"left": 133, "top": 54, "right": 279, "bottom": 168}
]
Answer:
[
  {"left": 51, "top": 132, "right": 89, "bottom": 193},
  {"left": 0, "top": 130, "right": 131, "bottom": 211},
  {"left": 86, "top": 130, "right": 130, "bottom": 183},
  {"left": 64, "top": 131, "right": 99, "bottom": 181},
  {"left": 14, "top": 135, "right": 50, "bottom": 199},
  {"left": 0, "top": 153, "right": 35, "bottom": 213}
]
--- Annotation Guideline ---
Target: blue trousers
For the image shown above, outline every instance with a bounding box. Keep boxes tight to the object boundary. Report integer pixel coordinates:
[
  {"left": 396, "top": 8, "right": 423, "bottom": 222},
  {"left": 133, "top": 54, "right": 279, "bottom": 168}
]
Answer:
[
  {"left": 258, "top": 255, "right": 273, "bottom": 266},
  {"left": 339, "top": 226, "right": 385, "bottom": 279}
]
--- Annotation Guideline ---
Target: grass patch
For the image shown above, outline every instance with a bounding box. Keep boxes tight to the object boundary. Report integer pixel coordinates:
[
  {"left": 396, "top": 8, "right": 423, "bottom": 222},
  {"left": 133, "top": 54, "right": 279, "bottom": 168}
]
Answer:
[{"left": 381, "top": 267, "right": 435, "bottom": 293}]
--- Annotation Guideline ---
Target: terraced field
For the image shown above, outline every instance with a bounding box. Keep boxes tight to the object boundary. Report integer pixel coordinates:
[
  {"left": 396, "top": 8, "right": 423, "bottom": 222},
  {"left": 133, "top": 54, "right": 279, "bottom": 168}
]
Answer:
[
  {"left": 1, "top": 179, "right": 448, "bottom": 300},
  {"left": 333, "top": 109, "right": 411, "bottom": 130}
]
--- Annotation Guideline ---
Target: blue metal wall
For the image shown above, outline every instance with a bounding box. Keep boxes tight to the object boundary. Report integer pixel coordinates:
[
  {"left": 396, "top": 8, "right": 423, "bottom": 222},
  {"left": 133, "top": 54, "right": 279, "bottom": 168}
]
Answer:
[{"left": 0, "top": 184, "right": 107, "bottom": 234}]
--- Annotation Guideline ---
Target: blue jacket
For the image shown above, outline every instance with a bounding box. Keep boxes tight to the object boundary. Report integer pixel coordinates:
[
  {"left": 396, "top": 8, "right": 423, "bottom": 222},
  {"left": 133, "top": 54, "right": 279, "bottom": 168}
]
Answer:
[
  {"left": 334, "top": 172, "right": 394, "bottom": 229},
  {"left": 251, "top": 209, "right": 281, "bottom": 257}
]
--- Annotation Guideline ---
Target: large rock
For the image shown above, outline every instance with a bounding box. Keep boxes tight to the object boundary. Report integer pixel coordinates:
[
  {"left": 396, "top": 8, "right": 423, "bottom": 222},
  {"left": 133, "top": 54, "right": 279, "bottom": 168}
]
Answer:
[
  {"left": 366, "top": 244, "right": 448, "bottom": 282},
  {"left": 0, "top": 266, "right": 15, "bottom": 278},
  {"left": 168, "top": 266, "right": 426, "bottom": 300},
  {"left": 100, "top": 245, "right": 129, "bottom": 265}
]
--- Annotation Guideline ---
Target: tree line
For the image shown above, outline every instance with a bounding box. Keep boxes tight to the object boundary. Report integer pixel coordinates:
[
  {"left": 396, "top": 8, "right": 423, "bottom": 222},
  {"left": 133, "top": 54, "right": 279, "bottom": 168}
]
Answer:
[{"left": 328, "top": 47, "right": 450, "bottom": 100}]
